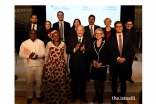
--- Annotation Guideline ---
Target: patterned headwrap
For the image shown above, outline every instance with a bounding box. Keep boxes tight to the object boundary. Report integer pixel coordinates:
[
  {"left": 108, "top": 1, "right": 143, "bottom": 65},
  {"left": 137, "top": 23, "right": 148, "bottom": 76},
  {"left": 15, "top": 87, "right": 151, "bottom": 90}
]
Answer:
[{"left": 48, "top": 30, "right": 58, "bottom": 40}]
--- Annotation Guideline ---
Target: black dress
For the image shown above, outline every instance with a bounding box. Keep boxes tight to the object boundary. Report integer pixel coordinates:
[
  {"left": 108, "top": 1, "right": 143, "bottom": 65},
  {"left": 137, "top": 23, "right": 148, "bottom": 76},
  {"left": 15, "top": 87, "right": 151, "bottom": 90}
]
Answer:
[{"left": 90, "top": 39, "right": 109, "bottom": 81}]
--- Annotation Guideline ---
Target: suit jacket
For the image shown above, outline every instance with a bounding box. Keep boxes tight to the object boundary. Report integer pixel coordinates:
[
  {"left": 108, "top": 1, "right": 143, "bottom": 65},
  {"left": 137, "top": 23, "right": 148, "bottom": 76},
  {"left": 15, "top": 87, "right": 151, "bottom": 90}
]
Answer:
[
  {"left": 123, "top": 29, "right": 138, "bottom": 47},
  {"left": 66, "top": 35, "right": 92, "bottom": 70},
  {"left": 92, "top": 39, "right": 109, "bottom": 66},
  {"left": 25, "top": 24, "right": 45, "bottom": 42},
  {"left": 53, "top": 21, "right": 71, "bottom": 45},
  {"left": 109, "top": 33, "right": 133, "bottom": 68},
  {"left": 84, "top": 25, "right": 101, "bottom": 41}
]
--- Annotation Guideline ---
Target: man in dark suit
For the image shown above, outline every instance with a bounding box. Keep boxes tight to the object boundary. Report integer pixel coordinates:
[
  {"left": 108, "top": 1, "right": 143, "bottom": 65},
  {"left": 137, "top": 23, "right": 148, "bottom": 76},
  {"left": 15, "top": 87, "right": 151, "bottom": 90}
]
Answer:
[
  {"left": 124, "top": 20, "right": 138, "bottom": 83},
  {"left": 84, "top": 14, "right": 100, "bottom": 82},
  {"left": 66, "top": 25, "right": 92, "bottom": 103},
  {"left": 84, "top": 14, "right": 100, "bottom": 40},
  {"left": 52, "top": 11, "right": 71, "bottom": 45},
  {"left": 109, "top": 21, "right": 133, "bottom": 104},
  {"left": 25, "top": 14, "right": 45, "bottom": 42}
]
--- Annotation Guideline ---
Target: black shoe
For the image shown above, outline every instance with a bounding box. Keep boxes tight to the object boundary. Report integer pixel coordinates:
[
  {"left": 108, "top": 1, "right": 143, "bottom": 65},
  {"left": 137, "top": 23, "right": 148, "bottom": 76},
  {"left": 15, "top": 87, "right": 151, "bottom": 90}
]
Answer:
[
  {"left": 111, "top": 100, "right": 116, "bottom": 104},
  {"left": 93, "top": 96, "right": 99, "bottom": 102},
  {"left": 27, "top": 98, "right": 32, "bottom": 104},
  {"left": 37, "top": 97, "right": 43, "bottom": 103},
  {"left": 71, "top": 97, "right": 77, "bottom": 102},
  {"left": 134, "top": 56, "right": 138, "bottom": 61},
  {"left": 121, "top": 100, "right": 127, "bottom": 104},
  {"left": 127, "top": 79, "right": 134, "bottom": 83},
  {"left": 86, "top": 78, "right": 90, "bottom": 82},
  {"left": 98, "top": 96, "right": 103, "bottom": 103},
  {"left": 81, "top": 98, "right": 88, "bottom": 103}
]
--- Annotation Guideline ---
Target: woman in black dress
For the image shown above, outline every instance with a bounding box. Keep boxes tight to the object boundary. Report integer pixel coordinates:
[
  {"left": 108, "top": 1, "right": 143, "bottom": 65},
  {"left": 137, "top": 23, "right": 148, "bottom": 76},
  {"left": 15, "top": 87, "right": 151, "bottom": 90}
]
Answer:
[
  {"left": 68, "top": 18, "right": 81, "bottom": 38},
  {"left": 102, "top": 18, "right": 115, "bottom": 81},
  {"left": 91, "top": 28, "right": 109, "bottom": 103}
]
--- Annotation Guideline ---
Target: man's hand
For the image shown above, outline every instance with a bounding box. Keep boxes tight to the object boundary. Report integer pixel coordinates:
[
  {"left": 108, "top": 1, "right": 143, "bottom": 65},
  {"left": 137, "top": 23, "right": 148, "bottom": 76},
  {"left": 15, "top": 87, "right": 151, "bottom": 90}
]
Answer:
[
  {"left": 32, "top": 55, "right": 38, "bottom": 59},
  {"left": 117, "top": 57, "right": 125, "bottom": 64},
  {"left": 80, "top": 45, "right": 85, "bottom": 51},
  {"left": 75, "top": 44, "right": 80, "bottom": 51},
  {"left": 29, "top": 52, "right": 35, "bottom": 59}
]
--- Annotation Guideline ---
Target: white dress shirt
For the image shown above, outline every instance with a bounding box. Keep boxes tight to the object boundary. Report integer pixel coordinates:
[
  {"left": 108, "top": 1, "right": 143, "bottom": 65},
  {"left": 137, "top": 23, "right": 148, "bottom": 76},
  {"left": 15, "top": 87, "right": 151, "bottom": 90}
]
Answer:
[
  {"left": 19, "top": 39, "right": 45, "bottom": 67},
  {"left": 31, "top": 24, "right": 37, "bottom": 30}
]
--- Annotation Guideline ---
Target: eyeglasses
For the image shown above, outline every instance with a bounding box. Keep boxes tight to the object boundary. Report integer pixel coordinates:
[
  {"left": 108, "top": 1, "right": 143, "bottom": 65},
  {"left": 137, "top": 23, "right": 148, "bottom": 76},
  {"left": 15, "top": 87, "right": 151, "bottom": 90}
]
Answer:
[
  {"left": 126, "top": 24, "right": 133, "bottom": 25},
  {"left": 116, "top": 26, "right": 123, "bottom": 28}
]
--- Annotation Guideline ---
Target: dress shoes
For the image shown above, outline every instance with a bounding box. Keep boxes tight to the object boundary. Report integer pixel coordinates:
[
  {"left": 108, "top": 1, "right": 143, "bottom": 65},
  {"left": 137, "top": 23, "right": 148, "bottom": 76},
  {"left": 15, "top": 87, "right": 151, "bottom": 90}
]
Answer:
[
  {"left": 81, "top": 98, "right": 88, "bottom": 103},
  {"left": 37, "top": 97, "right": 43, "bottom": 103},
  {"left": 98, "top": 96, "right": 103, "bottom": 103},
  {"left": 118, "top": 79, "right": 121, "bottom": 82},
  {"left": 111, "top": 100, "right": 116, "bottom": 104},
  {"left": 93, "top": 95, "right": 99, "bottom": 102},
  {"left": 121, "top": 100, "right": 127, "bottom": 104},
  {"left": 71, "top": 98, "right": 77, "bottom": 102},
  {"left": 27, "top": 98, "right": 33, "bottom": 104},
  {"left": 86, "top": 78, "right": 90, "bottom": 82},
  {"left": 134, "top": 56, "right": 138, "bottom": 61},
  {"left": 127, "top": 79, "right": 134, "bottom": 83}
]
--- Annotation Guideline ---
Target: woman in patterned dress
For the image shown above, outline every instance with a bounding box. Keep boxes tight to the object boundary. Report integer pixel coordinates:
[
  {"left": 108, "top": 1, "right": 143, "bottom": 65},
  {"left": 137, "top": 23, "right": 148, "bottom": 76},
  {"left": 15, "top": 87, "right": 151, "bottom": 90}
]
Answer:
[{"left": 43, "top": 30, "right": 71, "bottom": 104}]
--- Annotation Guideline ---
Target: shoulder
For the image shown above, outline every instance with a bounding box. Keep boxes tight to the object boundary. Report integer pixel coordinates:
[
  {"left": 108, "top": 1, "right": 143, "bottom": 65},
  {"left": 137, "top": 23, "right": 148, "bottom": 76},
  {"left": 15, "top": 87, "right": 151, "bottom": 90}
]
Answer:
[
  {"left": 84, "top": 25, "right": 89, "bottom": 28},
  {"left": 36, "top": 39, "right": 44, "bottom": 44},
  {"left": 53, "top": 22, "right": 58, "bottom": 25},
  {"left": 21, "top": 39, "right": 30, "bottom": 46},
  {"left": 64, "top": 21, "right": 71, "bottom": 26},
  {"left": 95, "top": 25, "right": 101, "bottom": 28}
]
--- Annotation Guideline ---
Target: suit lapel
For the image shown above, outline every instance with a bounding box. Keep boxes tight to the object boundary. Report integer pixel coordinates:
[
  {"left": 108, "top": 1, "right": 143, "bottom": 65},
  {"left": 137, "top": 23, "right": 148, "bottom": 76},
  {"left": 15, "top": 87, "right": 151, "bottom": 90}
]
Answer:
[
  {"left": 82, "top": 36, "right": 86, "bottom": 45},
  {"left": 114, "top": 35, "right": 119, "bottom": 52},
  {"left": 122, "top": 34, "right": 127, "bottom": 53}
]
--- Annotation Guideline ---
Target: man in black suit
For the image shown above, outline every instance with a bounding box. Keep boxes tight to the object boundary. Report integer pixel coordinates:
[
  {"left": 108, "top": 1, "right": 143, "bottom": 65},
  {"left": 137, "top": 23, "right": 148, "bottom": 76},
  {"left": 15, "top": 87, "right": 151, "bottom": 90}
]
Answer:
[
  {"left": 124, "top": 20, "right": 138, "bottom": 83},
  {"left": 66, "top": 25, "right": 92, "bottom": 103},
  {"left": 84, "top": 14, "right": 101, "bottom": 40},
  {"left": 109, "top": 21, "right": 133, "bottom": 104},
  {"left": 84, "top": 15, "right": 100, "bottom": 82},
  {"left": 25, "top": 14, "right": 45, "bottom": 42},
  {"left": 52, "top": 11, "right": 71, "bottom": 45}
]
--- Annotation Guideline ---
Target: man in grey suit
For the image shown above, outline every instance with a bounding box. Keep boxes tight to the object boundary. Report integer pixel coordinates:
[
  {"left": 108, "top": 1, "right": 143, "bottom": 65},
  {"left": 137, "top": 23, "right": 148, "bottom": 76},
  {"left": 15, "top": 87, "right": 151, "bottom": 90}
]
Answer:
[{"left": 52, "top": 11, "right": 71, "bottom": 45}]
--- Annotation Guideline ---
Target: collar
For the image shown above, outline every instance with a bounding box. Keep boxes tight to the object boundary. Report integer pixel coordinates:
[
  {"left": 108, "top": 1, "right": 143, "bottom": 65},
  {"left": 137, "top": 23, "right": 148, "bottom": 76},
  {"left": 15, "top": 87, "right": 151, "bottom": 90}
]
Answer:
[
  {"left": 116, "top": 33, "right": 123, "bottom": 37},
  {"left": 59, "top": 21, "right": 64, "bottom": 23},
  {"left": 78, "top": 36, "right": 83, "bottom": 39},
  {"left": 89, "top": 25, "right": 94, "bottom": 28}
]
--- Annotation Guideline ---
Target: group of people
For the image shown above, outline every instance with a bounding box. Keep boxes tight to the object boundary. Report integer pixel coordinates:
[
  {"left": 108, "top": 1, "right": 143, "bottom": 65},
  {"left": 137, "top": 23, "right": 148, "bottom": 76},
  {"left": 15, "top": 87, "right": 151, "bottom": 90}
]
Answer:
[{"left": 19, "top": 11, "right": 138, "bottom": 104}]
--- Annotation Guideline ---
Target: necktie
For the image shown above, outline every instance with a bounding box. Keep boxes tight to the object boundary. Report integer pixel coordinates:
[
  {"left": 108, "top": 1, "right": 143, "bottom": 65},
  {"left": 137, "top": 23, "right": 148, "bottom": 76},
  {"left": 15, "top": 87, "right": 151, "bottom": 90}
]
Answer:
[
  {"left": 90, "top": 26, "right": 94, "bottom": 37},
  {"left": 60, "top": 22, "right": 63, "bottom": 40},
  {"left": 78, "top": 38, "right": 82, "bottom": 44},
  {"left": 32, "top": 24, "right": 35, "bottom": 30},
  {"left": 119, "top": 35, "right": 122, "bottom": 57}
]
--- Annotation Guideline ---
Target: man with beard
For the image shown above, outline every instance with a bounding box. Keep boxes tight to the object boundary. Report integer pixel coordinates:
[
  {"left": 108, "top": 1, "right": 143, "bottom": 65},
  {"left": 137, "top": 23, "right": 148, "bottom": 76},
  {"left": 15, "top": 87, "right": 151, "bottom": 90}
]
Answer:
[{"left": 24, "top": 14, "right": 45, "bottom": 42}]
